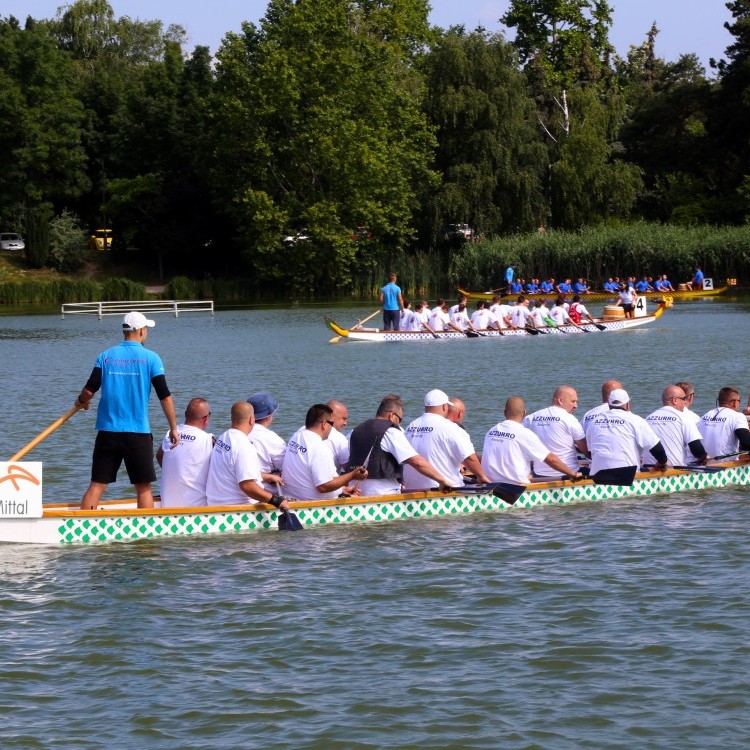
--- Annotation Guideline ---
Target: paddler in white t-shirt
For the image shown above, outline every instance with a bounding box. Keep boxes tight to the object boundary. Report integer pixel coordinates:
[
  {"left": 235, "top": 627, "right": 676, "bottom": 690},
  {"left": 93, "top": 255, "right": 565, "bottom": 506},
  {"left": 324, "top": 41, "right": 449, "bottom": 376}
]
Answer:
[
  {"left": 157, "top": 397, "right": 214, "bottom": 507},
  {"left": 698, "top": 387, "right": 750, "bottom": 459},
  {"left": 582, "top": 379, "right": 624, "bottom": 436},
  {"left": 643, "top": 385, "right": 707, "bottom": 466},
  {"left": 402, "top": 389, "right": 489, "bottom": 490},
  {"left": 482, "top": 396, "right": 583, "bottom": 486},
  {"left": 587, "top": 389, "right": 668, "bottom": 477},
  {"left": 523, "top": 386, "right": 588, "bottom": 479}
]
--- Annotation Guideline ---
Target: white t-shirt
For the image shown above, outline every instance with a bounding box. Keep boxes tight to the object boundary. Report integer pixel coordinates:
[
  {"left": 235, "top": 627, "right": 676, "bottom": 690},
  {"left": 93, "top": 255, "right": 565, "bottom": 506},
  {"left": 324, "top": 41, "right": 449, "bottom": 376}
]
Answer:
[
  {"left": 417, "top": 308, "right": 430, "bottom": 325},
  {"left": 206, "top": 428, "right": 263, "bottom": 505},
  {"left": 358, "top": 427, "right": 418, "bottom": 496},
  {"left": 402, "top": 412, "right": 476, "bottom": 489},
  {"left": 587, "top": 408, "right": 660, "bottom": 474},
  {"left": 510, "top": 304, "right": 531, "bottom": 328},
  {"left": 327, "top": 426, "right": 350, "bottom": 470},
  {"left": 471, "top": 309, "right": 493, "bottom": 329},
  {"left": 523, "top": 405, "right": 585, "bottom": 476},
  {"left": 481, "top": 419, "right": 550, "bottom": 485},
  {"left": 698, "top": 407, "right": 749, "bottom": 459},
  {"left": 582, "top": 402, "right": 609, "bottom": 435},
  {"left": 452, "top": 309, "right": 471, "bottom": 330},
  {"left": 401, "top": 308, "right": 421, "bottom": 331},
  {"left": 530, "top": 307, "right": 547, "bottom": 327},
  {"left": 683, "top": 408, "right": 700, "bottom": 425},
  {"left": 489, "top": 303, "right": 512, "bottom": 328},
  {"left": 159, "top": 423, "right": 213, "bottom": 507},
  {"left": 282, "top": 428, "right": 341, "bottom": 500},
  {"left": 643, "top": 405, "right": 703, "bottom": 466},
  {"left": 569, "top": 301, "right": 591, "bottom": 321},
  {"left": 249, "top": 422, "right": 287, "bottom": 492},
  {"left": 549, "top": 305, "right": 572, "bottom": 326},
  {"left": 429, "top": 308, "right": 450, "bottom": 331}
]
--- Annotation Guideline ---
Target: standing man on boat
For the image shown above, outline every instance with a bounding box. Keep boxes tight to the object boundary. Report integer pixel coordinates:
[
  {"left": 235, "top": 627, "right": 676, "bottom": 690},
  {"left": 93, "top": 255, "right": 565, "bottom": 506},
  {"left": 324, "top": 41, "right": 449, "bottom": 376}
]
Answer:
[
  {"left": 156, "top": 397, "right": 213, "bottom": 507},
  {"left": 402, "top": 390, "right": 489, "bottom": 490},
  {"left": 379, "top": 272, "right": 404, "bottom": 331},
  {"left": 482, "top": 397, "right": 583, "bottom": 487},
  {"left": 76, "top": 311, "right": 179, "bottom": 510},
  {"left": 347, "top": 395, "right": 451, "bottom": 496},
  {"left": 698, "top": 387, "right": 750, "bottom": 459},
  {"left": 643, "top": 386, "right": 707, "bottom": 467},
  {"left": 587, "top": 389, "right": 668, "bottom": 482},
  {"left": 206, "top": 402, "right": 290, "bottom": 509},
  {"left": 523, "top": 386, "right": 588, "bottom": 479},
  {"left": 247, "top": 391, "right": 287, "bottom": 492}
]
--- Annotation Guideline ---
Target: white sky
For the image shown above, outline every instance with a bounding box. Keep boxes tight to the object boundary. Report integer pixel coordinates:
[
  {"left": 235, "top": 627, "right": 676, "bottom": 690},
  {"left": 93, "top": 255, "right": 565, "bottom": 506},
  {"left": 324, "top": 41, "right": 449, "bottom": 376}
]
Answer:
[{"left": 2, "top": 0, "right": 733, "bottom": 70}]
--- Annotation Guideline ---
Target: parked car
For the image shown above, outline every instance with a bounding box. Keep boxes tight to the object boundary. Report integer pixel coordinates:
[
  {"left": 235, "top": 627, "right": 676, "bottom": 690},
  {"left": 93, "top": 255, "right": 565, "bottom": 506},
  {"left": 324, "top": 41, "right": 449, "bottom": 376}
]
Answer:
[
  {"left": 90, "top": 228, "right": 113, "bottom": 251},
  {"left": 282, "top": 228, "right": 311, "bottom": 245},
  {"left": 0, "top": 232, "right": 25, "bottom": 251},
  {"left": 443, "top": 223, "right": 474, "bottom": 242}
]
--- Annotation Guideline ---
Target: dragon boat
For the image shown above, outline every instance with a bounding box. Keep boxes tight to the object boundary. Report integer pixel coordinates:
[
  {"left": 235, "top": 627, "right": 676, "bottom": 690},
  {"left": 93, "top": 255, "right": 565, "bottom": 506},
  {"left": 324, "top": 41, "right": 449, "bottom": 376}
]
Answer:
[
  {"left": 0, "top": 459, "right": 747, "bottom": 545},
  {"left": 458, "top": 282, "right": 728, "bottom": 303},
  {"left": 325, "top": 299, "right": 668, "bottom": 343}
]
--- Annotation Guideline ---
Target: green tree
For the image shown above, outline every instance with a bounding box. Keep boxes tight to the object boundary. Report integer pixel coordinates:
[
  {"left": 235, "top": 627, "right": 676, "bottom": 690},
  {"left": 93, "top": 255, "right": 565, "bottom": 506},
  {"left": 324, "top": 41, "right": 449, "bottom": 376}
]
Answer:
[
  {"left": 211, "top": 0, "right": 437, "bottom": 293},
  {"left": 0, "top": 17, "right": 88, "bottom": 227},
  {"left": 705, "top": 0, "right": 750, "bottom": 223},
  {"left": 421, "top": 27, "right": 548, "bottom": 239}
]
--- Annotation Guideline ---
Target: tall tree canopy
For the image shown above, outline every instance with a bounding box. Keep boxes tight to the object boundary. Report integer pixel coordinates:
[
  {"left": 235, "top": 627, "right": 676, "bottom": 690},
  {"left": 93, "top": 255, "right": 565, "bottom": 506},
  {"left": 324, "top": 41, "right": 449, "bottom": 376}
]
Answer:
[{"left": 211, "top": 0, "right": 437, "bottom": 291}]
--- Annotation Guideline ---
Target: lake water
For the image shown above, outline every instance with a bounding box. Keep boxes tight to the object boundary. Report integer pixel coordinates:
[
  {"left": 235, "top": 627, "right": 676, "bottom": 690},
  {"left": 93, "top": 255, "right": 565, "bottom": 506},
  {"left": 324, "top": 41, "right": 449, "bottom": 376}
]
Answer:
[{"left": 2, "top": 297, "right": 750, "bottom": 748}]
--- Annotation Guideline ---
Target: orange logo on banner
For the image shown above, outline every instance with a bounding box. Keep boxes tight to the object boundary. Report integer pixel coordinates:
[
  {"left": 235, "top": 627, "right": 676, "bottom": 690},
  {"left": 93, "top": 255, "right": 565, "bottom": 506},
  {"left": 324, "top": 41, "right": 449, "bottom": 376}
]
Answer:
[{"left": 0, "top": 464, "right": 41, "bottom": 492}]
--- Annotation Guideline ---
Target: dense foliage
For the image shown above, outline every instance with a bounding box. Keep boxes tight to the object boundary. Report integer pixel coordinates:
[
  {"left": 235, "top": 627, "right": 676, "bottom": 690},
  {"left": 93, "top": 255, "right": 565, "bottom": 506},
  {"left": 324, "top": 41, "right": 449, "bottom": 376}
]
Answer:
[{"left": 1, "top": 0, "right": 749, "bottom": 295}]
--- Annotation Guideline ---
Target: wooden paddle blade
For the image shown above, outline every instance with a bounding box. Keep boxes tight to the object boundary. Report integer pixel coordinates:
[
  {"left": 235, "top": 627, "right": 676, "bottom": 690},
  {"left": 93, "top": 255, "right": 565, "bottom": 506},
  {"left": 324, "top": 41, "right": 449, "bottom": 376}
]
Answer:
[
  {"left": 592, "top": 466, "right": 637, "bottom": 486},
  {"left": 278, "top": 511, "right": 303, "bottom": 531}
]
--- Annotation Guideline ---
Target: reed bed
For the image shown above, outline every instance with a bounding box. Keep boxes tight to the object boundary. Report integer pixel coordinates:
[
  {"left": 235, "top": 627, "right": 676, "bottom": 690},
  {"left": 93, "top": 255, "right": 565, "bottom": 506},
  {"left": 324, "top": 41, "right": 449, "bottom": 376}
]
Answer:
[{"left": 450, "top": 223, "right": 750, "bottom": 289}]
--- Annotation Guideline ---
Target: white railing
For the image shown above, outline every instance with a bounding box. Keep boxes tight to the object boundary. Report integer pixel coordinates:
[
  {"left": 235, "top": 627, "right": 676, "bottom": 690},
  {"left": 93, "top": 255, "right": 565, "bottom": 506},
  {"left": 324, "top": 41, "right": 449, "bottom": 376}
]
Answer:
[{"left": 61, "top": 300, "right": 214, "bottom": 319}]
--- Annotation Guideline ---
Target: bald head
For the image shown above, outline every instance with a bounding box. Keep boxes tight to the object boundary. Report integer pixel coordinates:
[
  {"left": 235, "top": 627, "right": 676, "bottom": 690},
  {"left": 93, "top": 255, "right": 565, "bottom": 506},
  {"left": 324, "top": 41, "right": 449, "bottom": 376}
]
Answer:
[
  {"left": 552, "top": 385, "right": 578, "bottom": 413},
  {"left": 601, "top": 380, "right": 623, "bottom": 402},
  {"left": 504, "top": 396, "right": 526, "bottom": 421},
  {"left": 326, "top": 400, "right": 349, "bottom": 430},
  {"left": 447, "top": 397, "right": 466, "bottom": 424},
  {"left": 662, "top": 385, "right": 687, "bottom": 409},
  {"left": 231, "top": 401, "right": 254, "bottom": 430},
  {"left": 185, "top": 397, "right": 210, "bottom": 427}
]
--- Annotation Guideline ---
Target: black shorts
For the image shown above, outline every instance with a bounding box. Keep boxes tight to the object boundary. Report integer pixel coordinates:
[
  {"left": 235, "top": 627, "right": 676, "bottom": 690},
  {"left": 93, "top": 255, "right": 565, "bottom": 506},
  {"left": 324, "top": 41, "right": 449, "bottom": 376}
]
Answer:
[
  {"left": 622, "top": 303, "right": 634, "bottom": 313},
  {"left": 91, "top": 431, "right": 156, "bottom": 485}
]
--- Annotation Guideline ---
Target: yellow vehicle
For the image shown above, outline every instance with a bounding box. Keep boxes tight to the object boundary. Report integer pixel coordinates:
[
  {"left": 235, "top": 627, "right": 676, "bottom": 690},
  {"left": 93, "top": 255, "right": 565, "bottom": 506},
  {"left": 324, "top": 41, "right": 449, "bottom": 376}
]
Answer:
[{"left": 90, "top": 228, "right": 112, "bottom": 251}]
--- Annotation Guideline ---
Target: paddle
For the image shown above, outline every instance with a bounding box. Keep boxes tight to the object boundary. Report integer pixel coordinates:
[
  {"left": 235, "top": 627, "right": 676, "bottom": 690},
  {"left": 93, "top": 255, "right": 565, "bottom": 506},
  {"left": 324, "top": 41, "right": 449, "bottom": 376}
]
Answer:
[
  {"left": 711, "top": 450, "right": 749, "bottom": 461},
  {"left": 591, "top": 466, "right": 638, "bottom": 486},
  {"left": 455, "top": 482, "right": 527, "bottom": 505},
  {"left": 329, "top": 309, "right": 380, "bottom": 343},
  {"left": 642, "top": 463, "right": 725, "bottom": 474},
  {"left": 9, "top": 404, "right": 82, "bottom": 462},
  {"left": 524, "top": 325, "right": 540, "bottom": 336},
  {"left": 278, "top": 510, "right": 303, "bottom": 531},
  {"left": 352, "top": 309, "right": 381, "bottom": 330}
]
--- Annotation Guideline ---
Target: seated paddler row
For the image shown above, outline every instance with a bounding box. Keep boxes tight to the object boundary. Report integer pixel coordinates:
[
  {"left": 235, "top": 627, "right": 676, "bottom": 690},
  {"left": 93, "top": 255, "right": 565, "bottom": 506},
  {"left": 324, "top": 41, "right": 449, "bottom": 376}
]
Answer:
[{"left": 154, "top": 381, "right": 750, "bottom": 509}]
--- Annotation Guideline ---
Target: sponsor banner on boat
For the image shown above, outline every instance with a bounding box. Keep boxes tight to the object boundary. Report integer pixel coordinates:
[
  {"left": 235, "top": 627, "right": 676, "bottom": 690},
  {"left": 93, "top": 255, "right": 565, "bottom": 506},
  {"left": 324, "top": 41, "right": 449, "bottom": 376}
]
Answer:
[{"left": 0, "top": 462, "right": 43, "bottom": 518}]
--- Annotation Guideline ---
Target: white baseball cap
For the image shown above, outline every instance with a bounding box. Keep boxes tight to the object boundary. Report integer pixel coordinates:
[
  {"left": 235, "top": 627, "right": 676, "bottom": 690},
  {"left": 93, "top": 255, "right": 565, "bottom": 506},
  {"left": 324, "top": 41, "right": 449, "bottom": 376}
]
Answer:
[
  {"left": 122, "top": 311, "right": 156, "bottom": 331},
  {"left": 608, "top": 388, "right": 630, "bottom": 407},
  {"left": 425, "top": 389, "right": 453, "bottom": 407}
]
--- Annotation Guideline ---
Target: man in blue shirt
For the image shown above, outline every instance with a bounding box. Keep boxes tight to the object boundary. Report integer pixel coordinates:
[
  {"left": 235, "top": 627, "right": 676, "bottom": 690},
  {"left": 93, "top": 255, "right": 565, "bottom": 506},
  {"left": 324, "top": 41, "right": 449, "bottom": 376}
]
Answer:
[
  {"left": 635, "top": 275, "right": 653, "bottom": 293},
  {"left": 540, "top": 278, "right": 555, "bottom": 293},
  {"left": 505, "top": 265, "right": 515, "bottom": 288},
  {"left": 379, "top": 272, "right": 404, "bottom": 330},
  {"left": 686, "top": 265, "right": 704, "bottom": 290},
  {"left": 76, "top": 311, "right": 179, "bottom": 510}
]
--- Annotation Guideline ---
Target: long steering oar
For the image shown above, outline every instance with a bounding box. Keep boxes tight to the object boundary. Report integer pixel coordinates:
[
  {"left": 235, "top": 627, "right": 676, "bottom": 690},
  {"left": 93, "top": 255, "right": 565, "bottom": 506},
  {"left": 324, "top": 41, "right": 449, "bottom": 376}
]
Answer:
[
  {"left": 329, "top": 309, "right": 380, "bottom": 343},
  {"left": 9, "top": 404, "right": 82, "bottom": 462}
]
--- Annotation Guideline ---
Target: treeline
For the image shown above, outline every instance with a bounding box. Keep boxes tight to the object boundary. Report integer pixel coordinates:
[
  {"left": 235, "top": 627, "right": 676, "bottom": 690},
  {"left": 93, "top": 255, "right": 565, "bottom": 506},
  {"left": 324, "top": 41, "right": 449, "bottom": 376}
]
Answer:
[{"left": 2, "top": 0, "right": 750, "bottom": 296}]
